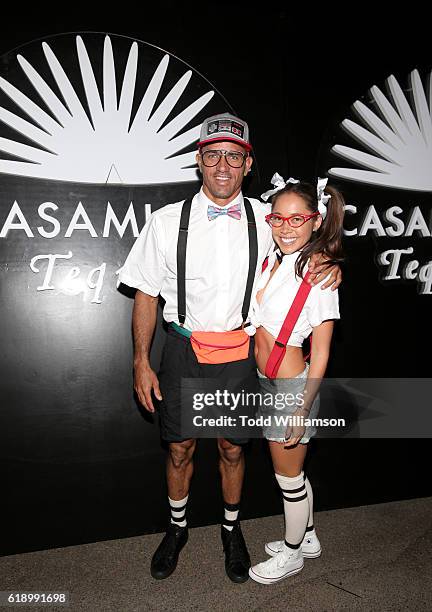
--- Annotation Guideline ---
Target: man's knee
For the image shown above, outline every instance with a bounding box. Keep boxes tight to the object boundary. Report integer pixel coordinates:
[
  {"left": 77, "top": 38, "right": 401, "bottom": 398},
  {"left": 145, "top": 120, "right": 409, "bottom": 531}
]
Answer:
[
  {"left": 218, "top": 438, "right": 243, "bottom": 466},
  {"left": 168, "top": 439, "right": 196, "bottom": 469}
]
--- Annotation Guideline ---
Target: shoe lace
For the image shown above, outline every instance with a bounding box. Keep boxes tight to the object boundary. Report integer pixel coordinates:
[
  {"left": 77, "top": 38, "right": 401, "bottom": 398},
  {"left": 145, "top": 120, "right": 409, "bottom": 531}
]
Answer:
[{"left": 276, "top": 550, "right": 296, "bottom": 568}]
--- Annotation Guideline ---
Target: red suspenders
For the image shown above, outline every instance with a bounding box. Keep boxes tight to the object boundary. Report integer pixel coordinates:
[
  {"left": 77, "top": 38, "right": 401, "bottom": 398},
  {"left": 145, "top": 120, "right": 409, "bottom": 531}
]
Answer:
[{"left": 264, "top": 271, "right": 312, "bottom": 379}]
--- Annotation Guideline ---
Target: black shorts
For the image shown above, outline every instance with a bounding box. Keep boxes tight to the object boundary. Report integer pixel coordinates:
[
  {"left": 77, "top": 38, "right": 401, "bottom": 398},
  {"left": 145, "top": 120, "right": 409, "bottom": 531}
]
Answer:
[{"left": 158, "top": 325, "right": 258, "bottom": 444}]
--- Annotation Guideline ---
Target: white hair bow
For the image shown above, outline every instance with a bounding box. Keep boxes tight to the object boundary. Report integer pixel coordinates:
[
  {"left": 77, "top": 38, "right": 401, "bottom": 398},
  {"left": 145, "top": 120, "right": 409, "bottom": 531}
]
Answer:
[
  {"left": 261, "top": 173, "right": 300, "bottom": 202},
  {"left": 317, "top": 177, "right": 331, "bottom": 219}
]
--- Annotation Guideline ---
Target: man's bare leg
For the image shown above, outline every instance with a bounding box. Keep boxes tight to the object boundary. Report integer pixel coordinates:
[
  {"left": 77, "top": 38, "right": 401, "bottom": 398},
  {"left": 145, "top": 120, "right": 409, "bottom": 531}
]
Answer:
[
  {"left": 218, "top": 438, "right": 245, "bottom": 504},
  {"left": 167, "top": 439, "right": 196, "bottom": 500}
]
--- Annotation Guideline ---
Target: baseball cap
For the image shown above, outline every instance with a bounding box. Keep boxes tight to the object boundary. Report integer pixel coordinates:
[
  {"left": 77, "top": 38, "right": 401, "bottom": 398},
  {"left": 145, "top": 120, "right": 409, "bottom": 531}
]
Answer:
[{"left": 197, "top": 113, "right": 251, "bottom": 151}]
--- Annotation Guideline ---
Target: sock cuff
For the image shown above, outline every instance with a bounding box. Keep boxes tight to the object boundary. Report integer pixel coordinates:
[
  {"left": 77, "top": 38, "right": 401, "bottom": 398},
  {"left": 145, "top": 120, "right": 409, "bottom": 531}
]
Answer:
[
  {"left": 168, "top": 495, "right": 189, "bottom": 508},
  {"left": 275, "top": 472, "right": 304, "bottom": 489},
  {"left": 224, "top": 501, "right": 240, "bottom": 512}
]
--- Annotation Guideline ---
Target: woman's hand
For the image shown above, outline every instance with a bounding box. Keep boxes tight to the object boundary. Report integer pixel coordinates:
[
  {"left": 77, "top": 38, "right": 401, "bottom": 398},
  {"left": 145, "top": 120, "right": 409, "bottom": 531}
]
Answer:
[
  {"left": 308, "top": 253, "right": 342, "bottom": 290},
  {"left": 283, "top": 409, "right": 308, "bottom": 447}
]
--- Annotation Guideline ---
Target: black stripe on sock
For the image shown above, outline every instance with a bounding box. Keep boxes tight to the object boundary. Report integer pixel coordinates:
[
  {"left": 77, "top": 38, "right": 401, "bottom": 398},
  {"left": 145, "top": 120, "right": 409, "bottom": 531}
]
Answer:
[
  {"left": 282, "top": 492, "right": 308, "bottom": 503},
  {"left": 169, "top": 503, "right": 187, "bottom": 513},
  {"left": 285, "top": 540, "right": 301, "bottom": 550},
  {"left": 171, "top": 516, "right": 186, "bottom": 524},
  {"left": 280, "top": 484, "right": 306, "bottom": 495},
  {"left": 305, "top": 525, "right": 314, "bottom": 532},
  {"left": 224, "top": 502, "right": 240, "bottom": 512}
]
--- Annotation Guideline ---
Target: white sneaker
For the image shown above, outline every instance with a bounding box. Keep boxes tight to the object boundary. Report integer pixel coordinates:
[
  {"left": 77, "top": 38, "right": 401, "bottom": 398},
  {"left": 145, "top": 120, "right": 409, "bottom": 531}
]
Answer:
[
  {"left": 265, "top": 529, "right": 322, "bottom": 559},
  {"left": 249, "top": 548, "right": 304, "bottom": 584}
]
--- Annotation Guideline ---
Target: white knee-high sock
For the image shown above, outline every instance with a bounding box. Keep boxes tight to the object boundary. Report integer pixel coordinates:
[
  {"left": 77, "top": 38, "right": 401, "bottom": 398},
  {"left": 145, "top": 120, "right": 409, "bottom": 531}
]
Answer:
[
  {"left": 303, "top": 473, "right": 315, "bottom": 532},
  {"left": 275, "top": 473, "right": 309, "bottom": 550},
  {"left": 169, "top": 495, "right": 188, "bottom": 528}
]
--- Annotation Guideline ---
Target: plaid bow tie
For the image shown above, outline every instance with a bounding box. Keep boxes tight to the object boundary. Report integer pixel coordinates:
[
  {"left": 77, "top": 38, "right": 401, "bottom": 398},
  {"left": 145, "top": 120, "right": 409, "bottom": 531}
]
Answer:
[{"left": 207, "top": 202, "right": 242, "bottom": 221}]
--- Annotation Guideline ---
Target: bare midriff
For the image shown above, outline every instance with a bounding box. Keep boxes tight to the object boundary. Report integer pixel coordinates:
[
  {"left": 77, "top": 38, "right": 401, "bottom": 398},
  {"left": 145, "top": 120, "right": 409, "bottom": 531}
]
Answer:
[
  {"left": 254, "top": 258, "right": 305, "bottom": 378},
  {"left": 255, "top": 326, "right": 305, "bottom": 378}
]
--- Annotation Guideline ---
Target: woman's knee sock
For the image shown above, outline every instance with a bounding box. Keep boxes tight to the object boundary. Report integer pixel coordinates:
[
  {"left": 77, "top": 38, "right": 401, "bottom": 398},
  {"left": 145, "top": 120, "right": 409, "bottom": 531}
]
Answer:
[{"left": 275, "top": 472, "right": 309, "bottom": 549}]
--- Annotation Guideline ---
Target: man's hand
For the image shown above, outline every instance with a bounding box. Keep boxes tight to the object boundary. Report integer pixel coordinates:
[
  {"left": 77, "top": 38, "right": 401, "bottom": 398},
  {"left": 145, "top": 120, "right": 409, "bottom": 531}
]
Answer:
[
  {"left": 308, "top": 253, "right": 342, "bottom": 290},
  {"left": 134, "top": 360, "right": 162, "bottom": 413}
]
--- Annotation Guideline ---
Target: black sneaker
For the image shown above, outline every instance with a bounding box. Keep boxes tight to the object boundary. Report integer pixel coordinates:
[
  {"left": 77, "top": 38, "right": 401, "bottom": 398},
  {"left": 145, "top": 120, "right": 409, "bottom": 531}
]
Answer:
[
  {"left": 221, "top": 522, "right": 251, "bottom": 583},
  {"left": 150, "top": 523, "right": 189, "bottom": 580}
]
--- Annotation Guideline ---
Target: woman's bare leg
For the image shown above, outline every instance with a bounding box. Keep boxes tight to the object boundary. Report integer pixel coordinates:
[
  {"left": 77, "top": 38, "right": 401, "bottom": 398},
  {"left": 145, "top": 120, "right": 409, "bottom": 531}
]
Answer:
[{"left": 269, "top": 440, "right": 307, "bottom": 476}]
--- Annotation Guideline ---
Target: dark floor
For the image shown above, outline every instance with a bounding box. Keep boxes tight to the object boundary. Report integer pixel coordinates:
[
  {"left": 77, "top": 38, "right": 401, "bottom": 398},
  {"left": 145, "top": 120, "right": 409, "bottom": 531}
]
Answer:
[{"left": 0, "top": 497, "right": 431, "bottom": 611}]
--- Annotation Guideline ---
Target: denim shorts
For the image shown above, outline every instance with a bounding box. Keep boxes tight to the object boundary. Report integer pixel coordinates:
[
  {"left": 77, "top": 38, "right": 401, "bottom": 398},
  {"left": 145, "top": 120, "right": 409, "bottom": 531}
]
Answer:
[{"left": 257, "top": 364, "right": 320, "bottom": 444}]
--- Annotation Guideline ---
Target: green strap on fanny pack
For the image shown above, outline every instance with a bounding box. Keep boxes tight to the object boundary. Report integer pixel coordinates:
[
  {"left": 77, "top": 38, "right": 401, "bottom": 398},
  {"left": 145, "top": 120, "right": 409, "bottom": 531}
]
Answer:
[{"left": 171, "top": 321, "right": 192, "bottom": 338}]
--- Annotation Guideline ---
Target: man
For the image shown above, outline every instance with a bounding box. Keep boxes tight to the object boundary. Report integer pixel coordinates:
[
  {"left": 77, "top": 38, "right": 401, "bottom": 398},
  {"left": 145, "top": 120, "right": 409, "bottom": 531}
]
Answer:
[{"left": 119, "top": 113, "right": 340, "bottom": 583}]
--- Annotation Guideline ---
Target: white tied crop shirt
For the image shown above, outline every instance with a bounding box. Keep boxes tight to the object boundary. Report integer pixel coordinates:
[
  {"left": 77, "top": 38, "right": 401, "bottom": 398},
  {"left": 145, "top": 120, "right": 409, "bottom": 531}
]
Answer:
[
  {"left": 119, "top": 188, "right": 273, "bottom": 332},
  {"left": 250, "top": 248, "right": 340, "bottom": 346}
]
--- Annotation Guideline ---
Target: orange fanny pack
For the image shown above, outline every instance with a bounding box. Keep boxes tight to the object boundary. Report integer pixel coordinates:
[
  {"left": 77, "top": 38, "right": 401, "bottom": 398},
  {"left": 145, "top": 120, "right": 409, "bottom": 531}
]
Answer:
[{"left": 190, "top": 330, "right": 250, "bottom": 364}]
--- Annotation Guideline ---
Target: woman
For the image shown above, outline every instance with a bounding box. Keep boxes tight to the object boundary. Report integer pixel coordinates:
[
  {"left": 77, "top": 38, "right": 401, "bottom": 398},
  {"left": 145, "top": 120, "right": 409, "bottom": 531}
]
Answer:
[{"left": 248, "top": 175, "right": 345, "bottom": 584}]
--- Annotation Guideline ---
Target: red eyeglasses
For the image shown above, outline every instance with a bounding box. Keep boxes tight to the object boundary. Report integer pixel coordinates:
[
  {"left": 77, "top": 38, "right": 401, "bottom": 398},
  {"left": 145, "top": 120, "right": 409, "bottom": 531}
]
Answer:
[{"left": 265, "top": 212, "right": 320, "bottom": 228}]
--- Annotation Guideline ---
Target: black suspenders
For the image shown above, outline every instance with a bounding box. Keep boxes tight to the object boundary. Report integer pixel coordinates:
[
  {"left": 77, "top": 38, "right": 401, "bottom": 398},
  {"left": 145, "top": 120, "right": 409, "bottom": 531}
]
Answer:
[
  {"left": 176, "top": 197, "right": 258, "bottom": 328},
  {"left": 242, "top": 198, "right": 258, "bottom": 324},
  {"left": 177, "top": 198, "right": 193, "bottom": 326}
]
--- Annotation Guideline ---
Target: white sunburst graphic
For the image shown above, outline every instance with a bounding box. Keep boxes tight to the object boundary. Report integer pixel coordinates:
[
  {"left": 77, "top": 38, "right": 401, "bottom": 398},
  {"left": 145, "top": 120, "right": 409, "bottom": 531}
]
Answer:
[
  {"left": 0, "top": 36, "right": 214, "bottom": 184},
  {"left": 328, "top": 69, "right": 432, "bottom": 192}
]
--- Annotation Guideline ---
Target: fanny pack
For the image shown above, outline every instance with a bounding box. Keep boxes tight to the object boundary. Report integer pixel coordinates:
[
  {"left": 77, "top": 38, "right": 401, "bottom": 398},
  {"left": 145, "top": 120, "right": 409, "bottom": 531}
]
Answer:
[
  {"left": 171, "top": 322, "right": 250, "bottom": 364},
  {"left": 264, "top": 271, "right": 312, "bottom": 379},
  {"left": 176, "top": 197, "right": 257, "bottom": 365},
  {"left": 190, "top": 329, "right": 250, "bottom": 364}
]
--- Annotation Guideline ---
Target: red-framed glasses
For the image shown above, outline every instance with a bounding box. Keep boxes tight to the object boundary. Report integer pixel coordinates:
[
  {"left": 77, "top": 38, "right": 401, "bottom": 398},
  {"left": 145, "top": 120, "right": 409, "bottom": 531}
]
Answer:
[{"left": 265, "top": 212, "right": 320, "bottom": 228}]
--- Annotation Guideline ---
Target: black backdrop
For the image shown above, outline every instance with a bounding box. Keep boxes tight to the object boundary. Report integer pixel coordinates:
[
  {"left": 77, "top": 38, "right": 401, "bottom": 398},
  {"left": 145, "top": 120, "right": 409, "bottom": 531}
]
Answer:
[{"left": 1, "top": 7, "right": 431, "bottom": 556}]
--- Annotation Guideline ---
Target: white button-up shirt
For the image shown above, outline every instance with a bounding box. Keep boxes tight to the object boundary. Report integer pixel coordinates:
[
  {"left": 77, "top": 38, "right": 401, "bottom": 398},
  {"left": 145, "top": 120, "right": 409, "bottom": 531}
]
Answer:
[
  {"left": 251, "top": 249, "right": 340, "bottom": 346},
  {"left": 119, "top": 188, "right": 273, "bottom": 331}
]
